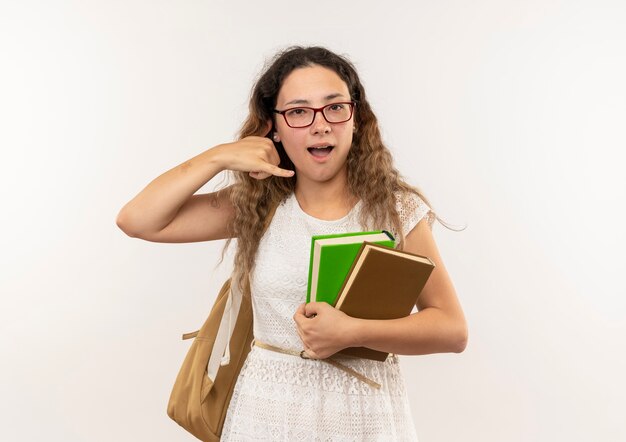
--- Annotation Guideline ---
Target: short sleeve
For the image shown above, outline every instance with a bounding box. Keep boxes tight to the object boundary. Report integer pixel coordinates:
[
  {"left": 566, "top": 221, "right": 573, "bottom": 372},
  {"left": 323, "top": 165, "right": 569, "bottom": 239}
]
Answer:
[{"left": 395, "top": 191, "right": 435, "bottom": 236}]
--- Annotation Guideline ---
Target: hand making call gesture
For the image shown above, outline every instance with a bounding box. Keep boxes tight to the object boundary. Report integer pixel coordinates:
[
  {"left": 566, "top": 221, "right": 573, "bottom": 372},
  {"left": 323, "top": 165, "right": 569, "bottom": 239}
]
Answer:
[
  {"left": 212, "top": 135, "right": 294, "bottom": 180},
  {"left": 116, "top": 125, "right": 294, "bottom": 243}
]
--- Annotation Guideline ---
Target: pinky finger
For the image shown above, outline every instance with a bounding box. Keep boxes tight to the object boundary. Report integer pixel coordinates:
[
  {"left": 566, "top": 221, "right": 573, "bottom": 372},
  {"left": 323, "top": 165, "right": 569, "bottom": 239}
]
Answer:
[{"left": 271, "top": 166, "right": 295, "bottom": 178}]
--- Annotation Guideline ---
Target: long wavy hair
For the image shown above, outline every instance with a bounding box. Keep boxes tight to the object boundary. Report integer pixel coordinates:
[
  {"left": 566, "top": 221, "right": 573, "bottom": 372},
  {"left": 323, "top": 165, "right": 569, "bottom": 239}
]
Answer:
[{"left": 219, "top": 45, "right": 456, "bottom": 296}]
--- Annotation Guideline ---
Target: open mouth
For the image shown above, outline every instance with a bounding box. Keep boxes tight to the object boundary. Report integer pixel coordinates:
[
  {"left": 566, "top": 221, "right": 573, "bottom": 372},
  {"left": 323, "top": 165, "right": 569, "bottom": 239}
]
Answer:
[{"left": 307, "top": 145, "right": 334, "bottom": 158}]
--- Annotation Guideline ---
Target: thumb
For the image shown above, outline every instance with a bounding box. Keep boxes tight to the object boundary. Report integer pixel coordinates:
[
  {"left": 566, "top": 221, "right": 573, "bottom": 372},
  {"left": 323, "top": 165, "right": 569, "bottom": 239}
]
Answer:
[
  {"left": 295, "top": 303, "right": 306, "bottom": 315},
  {"left": 304, "top": 303, "right": 320, "bottom": 318}
]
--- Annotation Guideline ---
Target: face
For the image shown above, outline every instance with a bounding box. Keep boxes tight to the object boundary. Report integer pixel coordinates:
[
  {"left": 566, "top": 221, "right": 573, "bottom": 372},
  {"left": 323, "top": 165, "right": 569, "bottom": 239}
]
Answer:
[{"left": 273, "top": 64, "right": 355, "bottom": 184}]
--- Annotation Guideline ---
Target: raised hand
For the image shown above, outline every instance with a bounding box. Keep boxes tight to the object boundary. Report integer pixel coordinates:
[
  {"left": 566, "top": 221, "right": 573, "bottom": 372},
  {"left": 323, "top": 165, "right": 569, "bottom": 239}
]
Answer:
[{"left": 212, "top": 136, "right": 295, "bottom": 180}]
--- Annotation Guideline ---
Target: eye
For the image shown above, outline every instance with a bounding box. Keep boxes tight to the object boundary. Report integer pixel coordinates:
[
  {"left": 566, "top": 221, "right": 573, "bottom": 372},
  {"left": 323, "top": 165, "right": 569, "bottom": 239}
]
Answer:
[
  {"left": 286, "top": 108, "right": 307, "bottom": 116},
  {"left": 327, "top": 103, "right": 346, "bottom": 112}
]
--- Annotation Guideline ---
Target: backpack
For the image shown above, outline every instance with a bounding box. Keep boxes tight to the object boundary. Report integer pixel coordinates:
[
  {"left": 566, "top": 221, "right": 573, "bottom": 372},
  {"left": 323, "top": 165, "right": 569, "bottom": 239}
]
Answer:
[{"left": 167, "top": 276, "right": 253, "bottom": 441}]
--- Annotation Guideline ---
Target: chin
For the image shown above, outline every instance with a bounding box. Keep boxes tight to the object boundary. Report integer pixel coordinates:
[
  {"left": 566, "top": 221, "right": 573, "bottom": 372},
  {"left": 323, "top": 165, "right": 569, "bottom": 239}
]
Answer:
[{"left": 302, "top": 167, "right": 347, "bottom": 184}]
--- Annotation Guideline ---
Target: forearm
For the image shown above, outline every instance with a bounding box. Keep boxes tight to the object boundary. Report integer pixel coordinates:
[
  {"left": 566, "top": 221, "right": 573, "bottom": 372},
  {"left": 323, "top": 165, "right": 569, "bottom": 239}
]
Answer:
[
  {"left": 351, "top": 307, "right": 468, "bottom": 356},
  {"left": 116, "top": 146, "right": 225, "bottom": 234}
]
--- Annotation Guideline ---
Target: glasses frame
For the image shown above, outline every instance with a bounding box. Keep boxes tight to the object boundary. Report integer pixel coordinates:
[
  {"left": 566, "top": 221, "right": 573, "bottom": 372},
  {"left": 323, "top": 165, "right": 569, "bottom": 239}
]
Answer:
[{"left": 273, "top": 101, "right": 356, "bottom": 128}]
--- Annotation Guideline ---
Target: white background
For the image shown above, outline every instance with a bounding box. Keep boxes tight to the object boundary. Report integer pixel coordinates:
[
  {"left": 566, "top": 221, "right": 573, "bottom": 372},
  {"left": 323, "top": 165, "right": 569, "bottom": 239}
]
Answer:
[{"left": 1, "top": 1, "right": 625, "bottom": 441}]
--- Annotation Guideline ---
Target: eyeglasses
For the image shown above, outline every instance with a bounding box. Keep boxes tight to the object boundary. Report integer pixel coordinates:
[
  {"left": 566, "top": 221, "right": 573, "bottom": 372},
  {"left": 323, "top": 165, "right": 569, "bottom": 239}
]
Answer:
[{"left": 273, "top": 101, "right": 356, "bottom": 128}]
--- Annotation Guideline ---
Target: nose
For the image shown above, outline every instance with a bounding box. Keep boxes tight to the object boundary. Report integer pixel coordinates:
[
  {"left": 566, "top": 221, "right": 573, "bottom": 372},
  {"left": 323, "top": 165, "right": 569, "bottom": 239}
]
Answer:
[{"left": 310, "top": 109, "right": 331, "bottom": 134}]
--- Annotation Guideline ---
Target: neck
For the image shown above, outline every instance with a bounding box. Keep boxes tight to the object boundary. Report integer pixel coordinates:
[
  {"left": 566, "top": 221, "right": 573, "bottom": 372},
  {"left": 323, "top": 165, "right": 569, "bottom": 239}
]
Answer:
[{"left": 294, "top": 173, "right": 358, "bottom": 220}]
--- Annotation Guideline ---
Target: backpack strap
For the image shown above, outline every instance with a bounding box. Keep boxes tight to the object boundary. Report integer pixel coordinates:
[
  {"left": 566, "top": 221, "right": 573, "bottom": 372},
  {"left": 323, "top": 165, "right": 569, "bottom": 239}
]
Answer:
[
  {"left": 205, "top": 198, "right": 281, "bottom": 382},
  {"left": 206, "top": 278, "right": 243, "bottom": 382}
]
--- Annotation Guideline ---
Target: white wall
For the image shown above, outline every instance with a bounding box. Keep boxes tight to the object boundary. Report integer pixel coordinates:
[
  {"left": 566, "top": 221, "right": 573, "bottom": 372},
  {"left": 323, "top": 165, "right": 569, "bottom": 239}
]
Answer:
[{"left": 1, "top": 1, "right": 624, "bottom": 440}]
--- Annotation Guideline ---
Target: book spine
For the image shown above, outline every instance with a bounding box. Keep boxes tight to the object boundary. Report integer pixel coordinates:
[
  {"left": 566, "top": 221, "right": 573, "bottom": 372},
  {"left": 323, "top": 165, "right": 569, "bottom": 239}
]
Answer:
[
  {"left": 332, "top": 241, "right": 369, "bottom": 309},
  {"left": 306, "top": 237, "right": 315, "bottom": 303}
]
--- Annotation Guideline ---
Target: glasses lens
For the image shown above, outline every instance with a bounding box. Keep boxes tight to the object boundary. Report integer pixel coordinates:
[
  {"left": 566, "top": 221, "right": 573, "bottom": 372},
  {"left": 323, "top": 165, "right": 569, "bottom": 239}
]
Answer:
[
  {"left": 285, "top": 108, "right": 314, "bottom": 127},
  {"left": 283, "top": 103, "right": 353, "bottom": 127},
  {"left": 323, "top": 103, "right": 352, "bottom": 123}
]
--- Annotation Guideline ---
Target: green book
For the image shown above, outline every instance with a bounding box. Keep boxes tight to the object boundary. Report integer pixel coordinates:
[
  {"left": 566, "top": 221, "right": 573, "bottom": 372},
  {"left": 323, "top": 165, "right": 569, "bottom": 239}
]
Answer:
[{"left": 306, "top": 230, "right": 395, "bottom": 305}]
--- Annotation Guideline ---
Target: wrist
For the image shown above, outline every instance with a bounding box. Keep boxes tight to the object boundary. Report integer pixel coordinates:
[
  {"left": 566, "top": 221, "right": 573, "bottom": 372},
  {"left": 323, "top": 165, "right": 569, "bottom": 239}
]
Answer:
[
  {"left": 202, "top": 144, "right": 228, "bottom": 172},
  {"left": 348, "top": 317, "right": 367, "bottom": 348}
]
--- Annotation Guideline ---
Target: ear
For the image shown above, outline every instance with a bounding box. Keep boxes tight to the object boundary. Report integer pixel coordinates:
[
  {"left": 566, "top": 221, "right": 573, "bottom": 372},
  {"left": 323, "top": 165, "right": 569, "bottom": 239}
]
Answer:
[{"left": 260, "top": 119, "right": 273, "bottom": 137}]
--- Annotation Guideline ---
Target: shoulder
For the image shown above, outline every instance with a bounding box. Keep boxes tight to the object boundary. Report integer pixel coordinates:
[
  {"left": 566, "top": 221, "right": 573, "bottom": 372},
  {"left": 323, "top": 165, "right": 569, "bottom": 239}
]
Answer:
[{"left": 393, "top": 190, "right": 436, "bottom": 236}]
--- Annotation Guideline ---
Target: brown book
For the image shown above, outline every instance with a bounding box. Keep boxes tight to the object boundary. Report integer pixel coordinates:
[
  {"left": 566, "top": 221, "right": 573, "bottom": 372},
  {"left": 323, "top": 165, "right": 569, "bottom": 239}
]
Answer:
[{"left": 333, "top": 242, "right": 436, "bottom": 361}]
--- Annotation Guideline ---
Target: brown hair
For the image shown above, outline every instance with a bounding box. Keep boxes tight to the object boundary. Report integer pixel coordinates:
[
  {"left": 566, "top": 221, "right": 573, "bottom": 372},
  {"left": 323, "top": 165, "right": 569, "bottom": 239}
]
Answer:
[{"left": 219, "top": 45, "right": 455, "bottom": 295}]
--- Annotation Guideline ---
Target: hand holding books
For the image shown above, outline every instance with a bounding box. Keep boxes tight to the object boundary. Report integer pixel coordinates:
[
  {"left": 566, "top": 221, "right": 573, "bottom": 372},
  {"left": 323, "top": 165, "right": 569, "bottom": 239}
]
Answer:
[
  {"left": 293, "top": 300, "right": 360, "bottom": 360},
  {"left": 305, "top": 231, "right": 435, "bottom": 361}
]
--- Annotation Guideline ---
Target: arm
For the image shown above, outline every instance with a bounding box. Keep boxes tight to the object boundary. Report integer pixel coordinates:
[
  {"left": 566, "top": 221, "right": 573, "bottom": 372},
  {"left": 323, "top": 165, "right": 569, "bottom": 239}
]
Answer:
[
  {"left": 115, "top": 135, "right": 294, "bottom": 243},
  {"left": 294, "top": 217, "right": 467, "bottom": 359},
  {"left": 116, "top": 146, "right": 233, "bottom": 242},
  {"left": 351, "top": 217, "right": 468, "bottom": 355}
]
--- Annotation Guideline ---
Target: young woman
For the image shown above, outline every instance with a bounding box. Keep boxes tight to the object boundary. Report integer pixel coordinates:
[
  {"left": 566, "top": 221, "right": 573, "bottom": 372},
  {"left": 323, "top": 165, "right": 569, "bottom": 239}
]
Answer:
[{"left": 117, "top": 45, "right": 467, "bottom": 441}]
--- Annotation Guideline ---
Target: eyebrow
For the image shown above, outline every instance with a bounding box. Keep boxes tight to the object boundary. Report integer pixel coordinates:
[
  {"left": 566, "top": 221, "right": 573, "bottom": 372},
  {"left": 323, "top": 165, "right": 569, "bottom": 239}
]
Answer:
[{"left": 284, "top": 93, "right": 347, "bottom": 106}]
